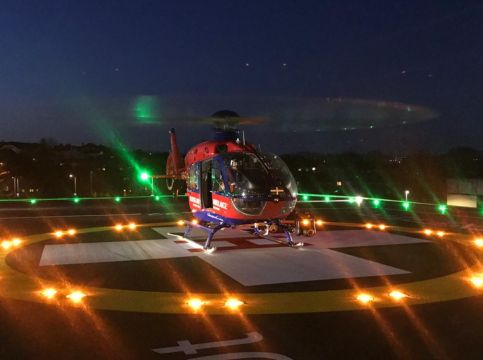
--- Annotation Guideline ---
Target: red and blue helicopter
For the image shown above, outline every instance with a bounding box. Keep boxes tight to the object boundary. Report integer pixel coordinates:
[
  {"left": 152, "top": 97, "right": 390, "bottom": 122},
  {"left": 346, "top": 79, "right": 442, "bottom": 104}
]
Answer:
[{"left": 160, "top": 110, "right": 309, "bottom": 252}]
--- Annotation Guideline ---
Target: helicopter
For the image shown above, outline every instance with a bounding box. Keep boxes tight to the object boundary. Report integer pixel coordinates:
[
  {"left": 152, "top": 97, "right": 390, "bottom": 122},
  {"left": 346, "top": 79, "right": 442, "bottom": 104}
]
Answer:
[
  {"left": 152, "top": 99, "right": 437, "bottom": 252},
  {"left": 158, "top": 110, "right": 309, "bottom": 252}
]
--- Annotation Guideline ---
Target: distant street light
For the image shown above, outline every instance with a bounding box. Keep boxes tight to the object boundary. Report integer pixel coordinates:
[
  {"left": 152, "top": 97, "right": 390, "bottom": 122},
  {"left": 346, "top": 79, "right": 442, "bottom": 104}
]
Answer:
[
  {"left": 69, "top": 174, "right": 77, "bottom": 196},
  {"left": 404, "top": 190, "right": 410, "bottom": 202}
]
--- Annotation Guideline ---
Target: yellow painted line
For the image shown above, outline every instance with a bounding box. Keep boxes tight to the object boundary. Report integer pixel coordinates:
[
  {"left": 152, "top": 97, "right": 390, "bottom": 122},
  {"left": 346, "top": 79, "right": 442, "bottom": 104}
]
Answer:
[{"left": 1, "top": 223, "right": 481, "bottom": 314}]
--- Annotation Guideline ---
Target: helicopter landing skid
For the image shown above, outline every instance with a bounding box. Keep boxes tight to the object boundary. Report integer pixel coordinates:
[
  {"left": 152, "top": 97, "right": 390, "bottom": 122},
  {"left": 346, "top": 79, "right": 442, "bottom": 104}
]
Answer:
[
  {"left": 184, "top": 222, "right": 230, "bottom": 253},
  {"left": 251, "top": 221, "right": 304, "bottom": 248}
]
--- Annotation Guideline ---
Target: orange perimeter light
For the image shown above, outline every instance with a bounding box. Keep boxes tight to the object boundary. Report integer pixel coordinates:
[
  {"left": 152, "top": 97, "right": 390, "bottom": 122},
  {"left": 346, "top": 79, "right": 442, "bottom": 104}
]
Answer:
[
  {"left": 389, "top": 290, "right": 408, "bottom": 301},
  {"left": 11, "top": 238, "right": 22, "bottom": 247},
  {"left": 114, "top": 224, "right": 124, "bottom": 232},
  {"left": 365, "top": 223, "right": 374, "bottom": 229},
  {"left": 67, "top": 229, "right": 77, "bottom": 236},
  {"left": 177, "top": 220, "right": 185, "bottom": 226},
  {"left": 473, "top": 238, "right": 483, "bottom": 248},
  {"left": 225, "top": 298, "right": 244, "bottom": 310},
  {"left": 315, "top": 219, "right": 324, "bottom": 227},
  {"left": 191, "top": 219, "right": 199, "bottom": 225},
  {"left": 469, "top": 274, "right": 483, "bottom": 289},
  {"left": 66, "top": 291, "right": 86, "bottom": 303},
  {"left": 128, "top": 222, "right": 137, "bottom": 230},
  {"left": 423, "top": 229, "right": 433, "bottom": 236},
  {"left": 436, "top": 231, "right": 446, "bottom": 238},
  {"left": 187, "top": 298, "right": 205, "bottom": 311},
  {"left": 1, "top": 240, "right": 12, "bottom": 250},
  {"left": 301, "top": 219, "right": 310, "bottom": 226},
  {"left": 378, "top": 224, "right": 387, "bottom": 231},
  {"left": 41, "top": 288, "right": 58, "bottom": 299},
  {"left": 54, "top": 230, "right": 64, "bottom": 239},
  {"left": 356, "top": 293, "right": 375, "bottom": 304}
]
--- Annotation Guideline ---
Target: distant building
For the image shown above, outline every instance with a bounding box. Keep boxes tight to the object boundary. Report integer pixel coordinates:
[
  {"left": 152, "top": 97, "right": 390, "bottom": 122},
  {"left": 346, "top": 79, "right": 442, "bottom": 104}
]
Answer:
[{"left": 447, "top": 179, "right": 483, "bottom": 208}]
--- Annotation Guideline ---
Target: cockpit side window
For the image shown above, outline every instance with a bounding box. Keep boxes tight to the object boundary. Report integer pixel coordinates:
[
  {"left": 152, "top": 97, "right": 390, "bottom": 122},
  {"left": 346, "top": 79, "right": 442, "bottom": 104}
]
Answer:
[{"left": 188, "top": 163, "right": 199, "bottom": 192}]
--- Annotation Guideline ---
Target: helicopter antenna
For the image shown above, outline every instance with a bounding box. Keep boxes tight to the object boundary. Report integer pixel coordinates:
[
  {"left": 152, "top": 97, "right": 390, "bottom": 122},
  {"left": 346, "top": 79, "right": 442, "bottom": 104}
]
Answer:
[{"left": 242, "top": 130, "right": 245, "bottom": 145}]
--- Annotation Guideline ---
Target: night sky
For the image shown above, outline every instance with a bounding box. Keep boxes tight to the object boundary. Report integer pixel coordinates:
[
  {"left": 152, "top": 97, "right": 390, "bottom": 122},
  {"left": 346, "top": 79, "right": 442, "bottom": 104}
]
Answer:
[{"left": 0, "top": 0, "right": 482, "bottom": 153}]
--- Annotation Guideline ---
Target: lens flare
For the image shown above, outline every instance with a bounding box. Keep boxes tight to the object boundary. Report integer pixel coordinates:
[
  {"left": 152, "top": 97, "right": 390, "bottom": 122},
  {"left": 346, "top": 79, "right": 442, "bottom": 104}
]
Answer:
[
  {"left": 1, "top": 241, "right": 12, "bottom": 250},
  {"left": 187, "top": 298, "right": 205, "bottom": 311},
  {"left": 225, "top": 298, "right": 244, "bottom": 310},
  {"left": 356, "top": 293, "right": 375, "bottom": 304},
  {"left": 389, "top": 290, "right": 408, "bottom": 301},
  {"left": 473, "top": 238, "right": 483, "bottom": 248},
  {"left": 41, "top": 288, "right": 58, "bottom": 299},
  {"left": 67, "top": 291, "right": 86, "bottom": 303}
]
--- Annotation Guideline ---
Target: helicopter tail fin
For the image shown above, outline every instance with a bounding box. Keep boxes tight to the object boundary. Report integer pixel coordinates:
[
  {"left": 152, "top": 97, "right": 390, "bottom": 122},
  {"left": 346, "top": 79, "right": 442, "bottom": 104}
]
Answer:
[{"left": 167, "top": 128, "right": 184, "bottom": 176}]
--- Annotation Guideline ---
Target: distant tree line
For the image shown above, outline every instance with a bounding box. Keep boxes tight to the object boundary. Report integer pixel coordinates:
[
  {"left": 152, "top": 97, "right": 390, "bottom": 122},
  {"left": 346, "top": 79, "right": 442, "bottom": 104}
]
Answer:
[{"left": 0, "top": 141, "right": 481, "bottom": 203}]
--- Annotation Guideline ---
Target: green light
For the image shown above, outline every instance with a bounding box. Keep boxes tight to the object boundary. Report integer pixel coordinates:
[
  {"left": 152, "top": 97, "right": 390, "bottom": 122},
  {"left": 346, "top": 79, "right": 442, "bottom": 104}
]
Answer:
[
  {"left": 402, "top": 201, "right": 410, "bottom": 211},
  {"left": 73, "top": 197, "right": 80, "bottom": 204},
  {"left": 133, "top": 96, "right": 160, "bottom": 124},
  {"left": 438, "top": 204, "right": 447, "bottom": 214},
  {"left": 139, "top": 171, "right": 150, "bottom": 182},
  {"left": 348, "top": 197, "right": 355, "bottom": 204},
  {"left": 114, "top": 196, "right": 121, "bottom": 203},
  {"left": 30, "top": 199, "right": 37, "bottom": 204},
  {"left": 372, "top": 199, "right": 381, "bottom": 208},
  {"left": 154, "top": 195, "right": 160, "bottom": 201},
  {"left": 324, "top": 196, "right": 331, "bottom": 203},
  {"left": 302, "top": 195, "right": 309, "bottom": 201}
]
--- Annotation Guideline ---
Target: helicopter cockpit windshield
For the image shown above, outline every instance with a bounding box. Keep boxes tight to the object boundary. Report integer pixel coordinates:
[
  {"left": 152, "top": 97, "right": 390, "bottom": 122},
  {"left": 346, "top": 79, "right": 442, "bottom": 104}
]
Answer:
[{"left": 220, "top": 152, "right": 297, "bottom": 199}]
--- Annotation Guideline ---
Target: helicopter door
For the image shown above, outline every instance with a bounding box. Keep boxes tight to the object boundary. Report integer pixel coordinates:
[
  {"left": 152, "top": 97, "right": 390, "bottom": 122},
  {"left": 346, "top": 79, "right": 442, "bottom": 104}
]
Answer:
[{"left": 200, "top": 160, "right": 213, "bottom": 208}]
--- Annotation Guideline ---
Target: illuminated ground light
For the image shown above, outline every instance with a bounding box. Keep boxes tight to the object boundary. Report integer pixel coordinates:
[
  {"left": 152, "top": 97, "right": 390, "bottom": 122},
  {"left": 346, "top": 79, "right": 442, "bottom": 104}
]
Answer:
[
  {"left": 30, "top": 199, "right": 37, "bottom": 204},
  {"left": 423, "top": 229, "right": 433, "bottom": 236},
  {"left": 40, "top": 288, "right": 58, "bottom": 300},
  {"left": 372, "top": 199, "right": 381, "bottom": 208},
  {"left": 66, "top": 291, "right": 87, "bottom": 303},
  {"left": 73, "top": 197, "right": 80, "bottom": 204},
  {"left": 473, "top": 238, "right": 483, "bottom": 248},
  {"left": 356, "top": 293, "right": 375, "bottom": 305},
  {"left": 436, "top": 230, "right": 446, "bottom": 238},
  {"left": 128, "top": 222, "right": 137, "bottom": 230},
  {"left": 224, "top": 298, "right": 245, "bottom": 310},
  {"left": 469, "top": 275, "right": 483, "bottom": 289},
  {"left": 302, "top": 195, "right": 309, "bottom": 201},
  {"left": 114, "top": 196, "right": 121, "bottom": 203},
  {"left": 191, "top": 219, "right": 199, "bottom": 225},
  {"left": 114, "top": 224, "right": 124, "bottom": 232},
  {"left": 365, "top": 223, "right": 374, "bottom": 229},
  {"left": 315, "top": 219, "right": 324, "bottom": 227},
  {"left": 438, "top": 204, "right": 448, "bottom": 215},
  {"left": 154, "top": 195, "right": 161, "bottom": 201},
  {"left": 324, "top": 196, "right": 331, "bottom": 203},
  {"left": 11, "top": 238, "right": 22, "bottom": 246},
  {"left": 186, "top": 298, "right": 205, "bottom": 311},
  {"left": 177, "top": 220, "right": 185, "bottom": 226},
  {"left": 402, "top": 201, "right": 411, "bottom": 211},
  {"left": 54, "top": 230, "right": 64, "bottom": 239},
  {"left": 389, "top": 290, "right": 408, "bottom": 301},
  {"left": 67, "top": 229, "right": 77, "bottom": 236},
  {"left": 1, "top": 240, "right": 12, "bottom": 250},
  {"left": 378, "top": 224, "right": 387, "bottom": 231}
]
